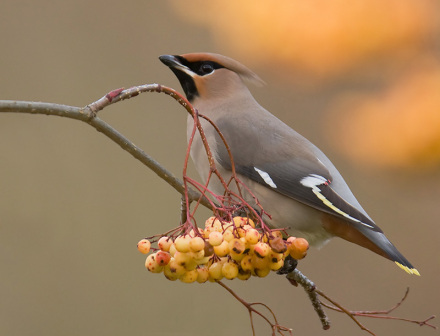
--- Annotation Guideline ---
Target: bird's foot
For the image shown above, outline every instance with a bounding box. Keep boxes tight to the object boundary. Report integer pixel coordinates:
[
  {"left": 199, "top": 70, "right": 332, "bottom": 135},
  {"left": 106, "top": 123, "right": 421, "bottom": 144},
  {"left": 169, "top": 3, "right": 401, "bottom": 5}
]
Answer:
[{"left": 277, "top": 255, "right": 298, "bottom": 275}]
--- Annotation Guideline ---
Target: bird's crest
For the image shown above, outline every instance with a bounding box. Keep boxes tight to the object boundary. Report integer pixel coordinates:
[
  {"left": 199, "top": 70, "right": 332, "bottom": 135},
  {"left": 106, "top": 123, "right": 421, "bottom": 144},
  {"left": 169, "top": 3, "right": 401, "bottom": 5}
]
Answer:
[{"left": 181, "top": 52, "right": 265, "bottom": 86}]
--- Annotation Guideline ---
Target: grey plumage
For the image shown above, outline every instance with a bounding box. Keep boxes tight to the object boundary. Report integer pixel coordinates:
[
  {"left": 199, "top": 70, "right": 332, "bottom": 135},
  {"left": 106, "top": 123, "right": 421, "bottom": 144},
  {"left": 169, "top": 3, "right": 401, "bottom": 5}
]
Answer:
[{"left": 159, "top": 53, "right": 419, "bottom": 275}]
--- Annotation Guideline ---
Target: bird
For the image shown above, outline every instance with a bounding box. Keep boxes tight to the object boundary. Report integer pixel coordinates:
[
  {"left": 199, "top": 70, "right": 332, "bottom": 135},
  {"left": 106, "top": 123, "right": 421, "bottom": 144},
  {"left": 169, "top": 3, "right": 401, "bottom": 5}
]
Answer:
[{"left": 159, "top": 52, "right": 419, "bottom": 276}]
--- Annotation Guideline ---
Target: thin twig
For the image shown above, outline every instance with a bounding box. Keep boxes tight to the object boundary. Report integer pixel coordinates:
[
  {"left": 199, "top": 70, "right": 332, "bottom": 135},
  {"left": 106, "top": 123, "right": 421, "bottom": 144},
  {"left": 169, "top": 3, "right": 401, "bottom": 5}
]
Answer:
[
  {"left": 319, "top": 288, "right": 437, "bottom": 330},
  {"left": 316, "top": 288, "right": 375, "bottom": 335},
  {"left": 288, "top": 269, "right": 437, "bottom": 334},
  {"left": 217, "top": 281, "right": 292, "bottom": 336}
]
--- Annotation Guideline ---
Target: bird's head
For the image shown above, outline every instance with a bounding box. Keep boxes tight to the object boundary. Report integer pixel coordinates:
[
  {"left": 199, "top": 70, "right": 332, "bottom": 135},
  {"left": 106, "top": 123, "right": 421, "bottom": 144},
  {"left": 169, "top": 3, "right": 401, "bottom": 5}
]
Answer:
[{"left": 159, "top": 53, "right": 264, "bottom": 103}]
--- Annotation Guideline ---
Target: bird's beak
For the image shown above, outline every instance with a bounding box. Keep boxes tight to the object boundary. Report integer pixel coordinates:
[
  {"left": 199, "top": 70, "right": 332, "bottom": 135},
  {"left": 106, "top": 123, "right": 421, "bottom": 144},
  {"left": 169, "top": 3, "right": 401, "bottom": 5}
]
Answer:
[
  {"left": 159, "top": 55, "right": 195, "bottom": 78},
  {"left": 158, "top": 55, "right": 181, "bottom": 68}
]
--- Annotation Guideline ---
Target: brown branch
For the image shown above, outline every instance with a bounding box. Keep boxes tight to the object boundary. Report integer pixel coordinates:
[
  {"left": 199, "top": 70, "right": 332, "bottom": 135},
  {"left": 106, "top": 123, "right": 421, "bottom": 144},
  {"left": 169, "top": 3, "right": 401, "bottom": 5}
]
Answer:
[
  {"left": 287, "top": 269, "right": 331, "bottom": 330},
  {"left": 0, "top": 90, "right": 211, "bottom": 210}
]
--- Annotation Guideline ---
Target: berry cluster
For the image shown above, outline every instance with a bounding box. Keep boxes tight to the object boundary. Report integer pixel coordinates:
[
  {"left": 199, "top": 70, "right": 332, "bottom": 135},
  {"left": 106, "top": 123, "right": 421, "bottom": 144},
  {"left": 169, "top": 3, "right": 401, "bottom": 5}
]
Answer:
[{"left": 137, "top": 216, "right": 309, "bottom": 283}]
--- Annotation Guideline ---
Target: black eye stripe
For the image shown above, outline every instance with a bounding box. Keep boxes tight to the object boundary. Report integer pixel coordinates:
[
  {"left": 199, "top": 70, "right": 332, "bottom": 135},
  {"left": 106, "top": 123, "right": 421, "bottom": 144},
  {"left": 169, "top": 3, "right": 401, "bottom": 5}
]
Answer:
[
  {"left": 172, "top": 56, "right": 225, "bottom": 76},
  {"left": 168, "top": 57, "right": 226, "bottom": 102}
]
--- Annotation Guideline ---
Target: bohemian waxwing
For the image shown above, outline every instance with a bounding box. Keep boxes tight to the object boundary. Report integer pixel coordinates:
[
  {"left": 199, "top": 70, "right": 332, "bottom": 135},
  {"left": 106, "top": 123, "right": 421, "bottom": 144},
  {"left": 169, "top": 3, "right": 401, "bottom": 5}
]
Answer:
[{"left": 159, "top": 52, "right": 419, "bottom": 275}]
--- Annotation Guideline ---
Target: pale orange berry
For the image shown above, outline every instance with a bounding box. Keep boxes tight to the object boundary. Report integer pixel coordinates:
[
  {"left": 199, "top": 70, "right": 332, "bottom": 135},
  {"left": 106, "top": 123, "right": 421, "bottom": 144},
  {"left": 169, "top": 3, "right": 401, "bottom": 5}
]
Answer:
[
  {"left": 240, "top": 255, "right": 253, "bottom": 272},
  {"left": 208, "top": 231, "right": 224, "bottom": 246},
  {"left": 218, "top": 257, "right": 228, "bottom": 265},
  {"left": 163, "top": 264, "right": 179, "bottom": 281},
  {"left": 205, "top": 216, "right": 216, "bottom": 228},
  {"left": 247, "top": 218, "right": 256, "bottom": 228},
  {"left": 242, "top": 224, "right": 253, "bottom": 231},
  {"left": 293, "top": 237, "right": 309, "bottom": 251},
  {"left": 184, "top": 258, "right": 198, "bottom": 271},
  {"left": 289, "top": 237, "right": 309, "bottom": 260},
  {"left": 189, "top": 236, "right": 205, "bottom": 252},
  {"left": 289, "top": 250, "right": 307, "bottom": 260},
  {"left": 145, "top": 253, "right": 163, "bottom": 273},
  {"left": 208, "top": 262, "right": 224, "bottom": 280},
  {"left": 174, "top": 251, "right": 191, "bottom": 267},
  {"left": 269, "top": 251, "right": 283, "bottom": 263},
  {"left": 155, "top": 251, "right": 171, "bottom": 266},
  {"left": 251, "top": 254, "right": 269, "bottom": 270},
  {"left": 212, "top": 219, "right": 224, "bottom": 232},
  {"left": 167, "top": 258, "right": 186, "bottom": 277},
  {"left": 245, "top": 228, "right": 260, "bottom": 245},
  {"left": 190, "top": 250, "right": 205, "bottom": 261},
  {"left": 269, "top": 258, "right": 284, "bottom": 271},
  {"left": 233, "top": 216, "right": 255, "bottom": 228},
  {"left": 158, "top": 237, "right": 172, "bottom": 252},
  {"left": 230, "top": 250, "right": 246, "bottom": 263},
  {"left": 237, "top": 269, "right": 252, "bottom": 280},
  {"left": 222, "top": 261, "right": 239, "bottom": 280},
  {"left": 195, "top": 256, "right": 210, "bottom": 265},
  {"left": 228, "top": 238, "right": 246, "bottom": 255},
  {"left": 253, "top": 267, "right": 270, "bottom": 278},
  {"left": 188, "top": 228, "right": 204, "bottom": 238},
  {"left": 222, "top": 230, "right": 235, "bottom": 242},
  {"left": 174, "top": 235, "right": 191, "bottom": 253},
  {"left": 245, "top": 242, "right": 255, "bottom": 254},
  {"left": 286, "top": 236, "right": 297, "bottom": 245},
  {"left": 254, "top": 242, "right": 270, "bottom": 258},
  {"left": 196, "top": 266, "right": 209, "bottom": 283},
  {"left": 180, "top": 269, "right": 198, "bottom": 283},
  {"left": 169, "top": 243, "right": 177, "bottom": 257},
  {"left": 213, "top": 240, "right": 229, "bottom": 257},
  {"left": 187, "top": 261, "right": 199, "bottom": 272},
  {"left": 137, "top": 239, "right": 151, "bottom": 254},
  {"left": 203, "top": 226, "right": 213, "bottom": 238}
]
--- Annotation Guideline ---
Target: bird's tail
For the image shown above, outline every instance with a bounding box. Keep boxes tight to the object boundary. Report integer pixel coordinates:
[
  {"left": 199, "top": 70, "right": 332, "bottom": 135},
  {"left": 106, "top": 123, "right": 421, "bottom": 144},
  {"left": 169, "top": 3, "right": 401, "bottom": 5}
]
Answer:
[
  {"left": 359, "top": 227, "right": 420, "bottom": 276},
  {"left": 323, "top": 214, "right": 419, "bottom": 275}
]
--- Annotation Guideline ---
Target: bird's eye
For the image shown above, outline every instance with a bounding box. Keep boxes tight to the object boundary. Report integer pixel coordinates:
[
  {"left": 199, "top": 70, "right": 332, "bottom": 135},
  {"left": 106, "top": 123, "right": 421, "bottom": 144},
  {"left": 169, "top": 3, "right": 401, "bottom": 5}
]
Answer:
[{"left": 200, "top": 63, "right": 214, "bottom": 75}]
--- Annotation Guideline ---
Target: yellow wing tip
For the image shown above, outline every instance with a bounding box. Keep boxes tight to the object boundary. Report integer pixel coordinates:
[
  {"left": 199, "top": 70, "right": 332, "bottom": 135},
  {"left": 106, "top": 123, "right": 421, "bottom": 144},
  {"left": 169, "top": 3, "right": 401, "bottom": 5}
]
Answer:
[{"left": 395, "top": 262, "right": 420, "bottom": 276}]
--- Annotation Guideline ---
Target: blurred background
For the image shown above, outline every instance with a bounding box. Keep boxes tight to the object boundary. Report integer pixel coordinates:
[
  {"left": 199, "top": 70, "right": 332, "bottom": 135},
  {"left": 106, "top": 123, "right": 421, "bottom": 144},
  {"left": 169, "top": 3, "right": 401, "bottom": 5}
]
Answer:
[{"left": 1, "top": 1, "right": 439, "bottom": 335}]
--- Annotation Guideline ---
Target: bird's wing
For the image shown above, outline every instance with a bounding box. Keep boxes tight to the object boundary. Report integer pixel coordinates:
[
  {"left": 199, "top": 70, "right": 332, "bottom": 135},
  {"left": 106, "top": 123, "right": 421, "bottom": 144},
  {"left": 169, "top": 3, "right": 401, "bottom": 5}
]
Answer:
[{"left": 214, "top": 116, "right": 382, "bottom": 232}]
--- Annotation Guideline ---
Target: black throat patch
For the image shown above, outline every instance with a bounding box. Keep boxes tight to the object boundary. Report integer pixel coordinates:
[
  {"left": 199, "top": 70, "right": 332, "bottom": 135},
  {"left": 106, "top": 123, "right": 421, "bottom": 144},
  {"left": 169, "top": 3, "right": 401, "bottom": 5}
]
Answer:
[{"left": 170, "top": 67, "right": 198, "bottom": 102}]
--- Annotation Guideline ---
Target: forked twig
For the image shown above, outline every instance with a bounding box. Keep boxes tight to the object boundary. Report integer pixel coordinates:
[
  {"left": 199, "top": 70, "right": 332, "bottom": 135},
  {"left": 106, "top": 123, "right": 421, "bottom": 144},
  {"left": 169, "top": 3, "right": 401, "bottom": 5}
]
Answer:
[
  {"left": 288, "top": 269, "right": 436, "bottom": 335},
  {"left": 318, "top": 287, "right": 437, "bottom": 331},
  {"left": 217, "top": 281, "right": 293, "bottom": 336}
]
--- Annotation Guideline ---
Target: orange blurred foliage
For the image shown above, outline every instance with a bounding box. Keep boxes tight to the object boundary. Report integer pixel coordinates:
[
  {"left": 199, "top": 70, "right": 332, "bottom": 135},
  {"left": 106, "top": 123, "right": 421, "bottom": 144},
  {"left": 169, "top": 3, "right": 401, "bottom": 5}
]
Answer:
[
  {"left": 170, "top": 0, "right": 440, "bottom": 169},
  {"left": 170, "top": 0, "right": 438, "bottom": 81},
  {"left": 327, "top": 58, "right": 440, "bottom": 170}
]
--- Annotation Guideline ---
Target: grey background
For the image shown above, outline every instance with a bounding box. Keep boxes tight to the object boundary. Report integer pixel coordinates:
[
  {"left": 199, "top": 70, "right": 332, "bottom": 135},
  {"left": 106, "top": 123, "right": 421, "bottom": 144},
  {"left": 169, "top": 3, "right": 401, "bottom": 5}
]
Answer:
[{"left": 1, "top": 1, "right": 438, "bottom": 336}]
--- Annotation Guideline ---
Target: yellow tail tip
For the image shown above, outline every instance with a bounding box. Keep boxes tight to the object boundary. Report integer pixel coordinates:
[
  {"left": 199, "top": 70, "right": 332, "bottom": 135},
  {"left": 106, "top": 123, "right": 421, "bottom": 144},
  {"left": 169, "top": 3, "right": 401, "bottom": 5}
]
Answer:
[{"left": 395, "top": 262, "right": 420, "bottom": 276}]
